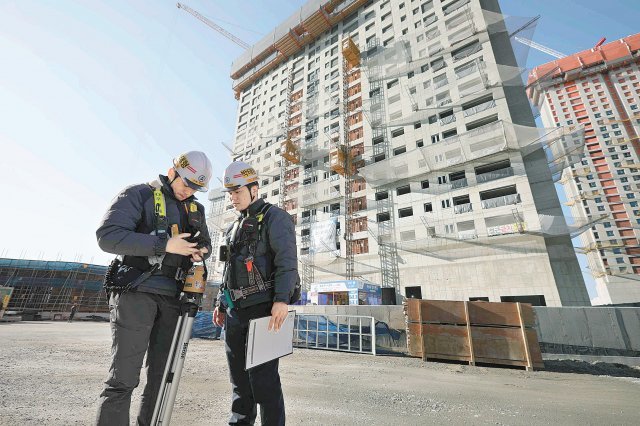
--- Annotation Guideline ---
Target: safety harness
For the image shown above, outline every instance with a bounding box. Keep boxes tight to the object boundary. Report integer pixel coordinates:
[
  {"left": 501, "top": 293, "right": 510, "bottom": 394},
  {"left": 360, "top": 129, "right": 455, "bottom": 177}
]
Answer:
[
  {"left": 103, "top": 184, "right": 199, "bottom": 295},
  {"left": 224, "top": 203, "right": 274, "bottom": 305}
]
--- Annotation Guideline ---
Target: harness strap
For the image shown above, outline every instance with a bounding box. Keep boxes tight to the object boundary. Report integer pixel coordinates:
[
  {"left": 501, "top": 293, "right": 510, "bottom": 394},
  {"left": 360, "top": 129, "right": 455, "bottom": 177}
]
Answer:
[
  {"left": 228, "top": 280, "right": 274, "bottom": 301},
  {"left": 150, "top": 181, "right": 168, "bottom": 240},
  {"left": 226, "top": 202, "right": 275, "bottom": 302}
]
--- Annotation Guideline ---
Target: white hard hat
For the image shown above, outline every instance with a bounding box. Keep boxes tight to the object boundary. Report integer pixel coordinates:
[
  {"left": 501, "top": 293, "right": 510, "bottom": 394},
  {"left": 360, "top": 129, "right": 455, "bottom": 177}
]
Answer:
[
  {"left": 173, "top": 151, "right": 212, "bottom": 192},
  {"left": 221, "top": 161, "right": 259, "bottom": 192}
]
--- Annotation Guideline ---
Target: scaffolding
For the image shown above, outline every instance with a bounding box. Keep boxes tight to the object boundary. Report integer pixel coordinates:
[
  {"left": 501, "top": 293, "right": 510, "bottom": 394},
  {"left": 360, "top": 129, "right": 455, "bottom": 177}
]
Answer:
[
  {"left": 0, "top": 258, "right": 108, "bottom": 314},
  {"left": 361, "top": 36, "right": 401, "bottom": 297}
]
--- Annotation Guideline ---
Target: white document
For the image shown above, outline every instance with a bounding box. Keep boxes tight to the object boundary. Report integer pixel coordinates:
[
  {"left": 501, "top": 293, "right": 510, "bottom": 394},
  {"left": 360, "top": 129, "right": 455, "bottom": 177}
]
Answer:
[{"left": 245, "top": 311, "right": 296, "bottom": 370}]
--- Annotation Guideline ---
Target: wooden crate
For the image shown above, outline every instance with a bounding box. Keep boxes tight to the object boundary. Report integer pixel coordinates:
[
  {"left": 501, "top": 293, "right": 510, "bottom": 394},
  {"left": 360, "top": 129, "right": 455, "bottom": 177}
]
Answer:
[
  {"left": 406, "top": 299, "right": 467, "bottom": 325},
  {"left": 405, "top": 299, "right": 543, "bottom": 370}
]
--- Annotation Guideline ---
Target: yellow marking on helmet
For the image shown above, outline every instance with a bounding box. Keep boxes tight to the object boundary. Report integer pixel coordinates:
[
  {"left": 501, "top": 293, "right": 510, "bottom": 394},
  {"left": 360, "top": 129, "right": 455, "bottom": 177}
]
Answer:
[
  {"left": 177, "top": 154, "right": 190, "bottom": 168},
  {"left": 240, "top": 168, "right": 256, "bottom": 177}
]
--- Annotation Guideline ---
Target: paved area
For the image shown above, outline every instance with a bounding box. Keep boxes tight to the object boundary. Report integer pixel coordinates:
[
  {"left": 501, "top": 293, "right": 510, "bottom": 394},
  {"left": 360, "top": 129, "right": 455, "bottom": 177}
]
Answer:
[{"left": 1, "top": 321, "right": 639, "bottom": 425}]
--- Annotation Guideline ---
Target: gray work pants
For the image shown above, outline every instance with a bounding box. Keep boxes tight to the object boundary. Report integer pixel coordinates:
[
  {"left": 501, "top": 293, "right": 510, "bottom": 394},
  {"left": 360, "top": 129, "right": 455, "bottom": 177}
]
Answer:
[{"left": 96, "top": 291, "right": 180, "bottom": 426}]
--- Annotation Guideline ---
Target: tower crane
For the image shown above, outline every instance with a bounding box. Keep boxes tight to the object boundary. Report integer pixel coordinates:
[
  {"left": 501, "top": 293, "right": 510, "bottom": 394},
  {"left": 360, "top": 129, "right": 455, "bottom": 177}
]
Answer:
[
  {"left": 507, "top": 15, "right": 566, "bottom": 60},
  {"left": 176, "top": 2, "right": 250, "bottom": 50},
  {"left": 514, "top": 36, "right": 567, "bottom": 59}
]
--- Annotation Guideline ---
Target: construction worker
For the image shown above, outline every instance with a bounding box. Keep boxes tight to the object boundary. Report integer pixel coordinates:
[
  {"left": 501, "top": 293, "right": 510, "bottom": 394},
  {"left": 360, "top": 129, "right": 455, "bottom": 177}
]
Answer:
[
  {"left": 213, "top": 161, "right": 299, "bottom": 426},
  {"left": 95, "top": 151, "right": 213, "bottom": 426},
  {"left": 68, "top": 304, "right": 77, "bottom": 322}
]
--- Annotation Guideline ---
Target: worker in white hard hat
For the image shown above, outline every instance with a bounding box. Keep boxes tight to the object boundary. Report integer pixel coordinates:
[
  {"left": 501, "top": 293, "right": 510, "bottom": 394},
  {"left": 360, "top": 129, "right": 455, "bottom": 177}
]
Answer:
[
  {"left": 96, "top": 151, "right": 213, "bottom": 425},
  {"left": 213, "top": 161, "right": 300, "bottom": 426}
]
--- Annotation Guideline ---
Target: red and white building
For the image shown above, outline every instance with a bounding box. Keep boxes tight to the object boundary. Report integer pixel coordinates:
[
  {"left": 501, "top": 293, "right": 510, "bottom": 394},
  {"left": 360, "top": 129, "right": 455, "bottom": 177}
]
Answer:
[{"left": 528, "top": 34, "right": 640, "bottom": 304}]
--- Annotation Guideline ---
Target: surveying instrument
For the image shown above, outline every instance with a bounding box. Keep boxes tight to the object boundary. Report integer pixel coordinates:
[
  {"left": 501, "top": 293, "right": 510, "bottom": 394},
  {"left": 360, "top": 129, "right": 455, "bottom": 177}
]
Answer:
[{"left": 151, "top": 256, "right": 207, "bottom": 425}]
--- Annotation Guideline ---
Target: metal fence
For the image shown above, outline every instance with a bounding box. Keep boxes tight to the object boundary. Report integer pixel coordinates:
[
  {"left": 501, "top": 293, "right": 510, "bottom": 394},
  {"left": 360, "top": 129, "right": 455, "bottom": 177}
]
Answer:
[{"left": 293, "top": 314, "right": 376, "bottom": 355}]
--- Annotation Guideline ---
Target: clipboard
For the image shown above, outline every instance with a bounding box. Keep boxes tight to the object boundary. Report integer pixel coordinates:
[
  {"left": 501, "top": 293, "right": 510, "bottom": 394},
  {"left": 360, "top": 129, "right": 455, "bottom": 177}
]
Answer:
[{"left": 245, "top": 311, "right": 296, "bottom": 370}]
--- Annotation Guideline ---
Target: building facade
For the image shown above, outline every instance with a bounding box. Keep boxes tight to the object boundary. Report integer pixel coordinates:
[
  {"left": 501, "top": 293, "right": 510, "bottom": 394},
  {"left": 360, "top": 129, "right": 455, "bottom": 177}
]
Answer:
[
  {"left": 528, "top": 34, "right": 640, "bottom": 305},
  {"left": 219, "top": 0, "right": 591, "bottom": 306}
]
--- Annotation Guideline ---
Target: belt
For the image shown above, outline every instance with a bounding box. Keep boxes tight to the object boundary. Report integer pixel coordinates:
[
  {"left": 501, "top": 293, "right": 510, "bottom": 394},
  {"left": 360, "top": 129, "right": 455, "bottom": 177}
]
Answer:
[{"left": 228, "top": 280, "right": 274, "bottom": 302}]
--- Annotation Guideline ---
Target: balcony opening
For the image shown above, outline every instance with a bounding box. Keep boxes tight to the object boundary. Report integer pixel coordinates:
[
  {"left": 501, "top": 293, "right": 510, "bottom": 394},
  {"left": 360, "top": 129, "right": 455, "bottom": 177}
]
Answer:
[
  {"left": 397, "top": 184, "right": 411, "bottom": 196},
  {"left": 453, "top": 195, "right": 472, "bottom": 214},
  {"left": 465, "top": 114, "right": 499, "bottom": 131},
  {"left": 480, "top": 185, "right": 517, "bottom": 200},
  {"left": 475, "top": 159, "right": 510, "bottom": 175},
  {"left": 393, "top": 145, "right": 407, "bottom": 155},
  {"left": 375, "top": 190, "right": 389, "bottom": 201},
  {"left": 453, "top": 195, "right": 470, "bottom": 205},
  {"left": 439, "top": 109, "right": 454, "bottom": 119},
  {"left": 398, "top": 207, "right": 414, "bottom": 218},
  {"left": 442, "top": 129, "right": 457, "bottom": 139},
  {"left": 462, "top": 94, "right": 494, "bottom": 111},
  {"left": 377, "top": 212, "right": 391, "bottom": 222},
  {"left": 480, "top": 185, "right": 520, "bottom": 209}
]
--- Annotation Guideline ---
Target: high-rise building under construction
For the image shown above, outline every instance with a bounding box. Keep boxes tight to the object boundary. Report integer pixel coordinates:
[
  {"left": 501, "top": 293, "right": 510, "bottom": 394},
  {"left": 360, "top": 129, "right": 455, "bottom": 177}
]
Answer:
[
  {"left": 213, "top": 0, "right": 592, "bottom": 306},
  {"left": 528, "top": 33, "right": 640, "bottom": 305}
]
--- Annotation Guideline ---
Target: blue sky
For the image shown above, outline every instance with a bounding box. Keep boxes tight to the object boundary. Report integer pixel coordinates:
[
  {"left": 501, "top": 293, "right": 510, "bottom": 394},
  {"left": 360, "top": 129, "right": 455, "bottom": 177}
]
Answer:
[{"left": 1, "top": 0, "right": 637, "bottom": 298}]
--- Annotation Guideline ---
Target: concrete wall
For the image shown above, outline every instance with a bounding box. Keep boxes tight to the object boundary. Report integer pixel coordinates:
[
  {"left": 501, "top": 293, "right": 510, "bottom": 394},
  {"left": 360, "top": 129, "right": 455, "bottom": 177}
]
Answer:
[
  {"left": 534, "top": 307, "right": 640, "bottom": 356},
  {"left": 292, "top": 305, "right": 640, "bottom": 356}
]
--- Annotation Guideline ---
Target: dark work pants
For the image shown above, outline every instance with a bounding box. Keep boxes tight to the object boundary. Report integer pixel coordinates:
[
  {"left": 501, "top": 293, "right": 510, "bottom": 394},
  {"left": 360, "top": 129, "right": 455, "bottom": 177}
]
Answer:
[
  {"left": 225, "top": 302, "right": 285, "bottom": 426},
  {"left": 96, "top": 291, "right": 180, "bottom": 426}
]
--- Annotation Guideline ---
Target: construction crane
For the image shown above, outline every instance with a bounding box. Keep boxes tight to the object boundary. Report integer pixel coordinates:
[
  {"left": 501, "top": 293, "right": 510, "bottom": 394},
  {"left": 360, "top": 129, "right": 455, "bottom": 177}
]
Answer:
[
  {"left": 176, "top": 2, "right": 250, "bottom": 50},
  {"left": 514, "top": 36, "right": 567, "bottom": 59}
]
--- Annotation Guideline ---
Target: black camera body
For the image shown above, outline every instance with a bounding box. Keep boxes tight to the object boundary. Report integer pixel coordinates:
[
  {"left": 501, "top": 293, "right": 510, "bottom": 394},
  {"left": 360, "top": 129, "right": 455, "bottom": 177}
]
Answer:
[
  {"left": 219, "top": 245, "right": 229, "bottom": 262},
  {"left": 186, "top": 231, "right": 207, "bottom": 249}
]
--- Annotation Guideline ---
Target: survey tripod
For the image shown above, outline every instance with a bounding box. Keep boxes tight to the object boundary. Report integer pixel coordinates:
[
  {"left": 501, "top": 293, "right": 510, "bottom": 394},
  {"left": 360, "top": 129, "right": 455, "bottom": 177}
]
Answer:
[{"left": 151, "top": 264, "right": 206, "bottom": 425}]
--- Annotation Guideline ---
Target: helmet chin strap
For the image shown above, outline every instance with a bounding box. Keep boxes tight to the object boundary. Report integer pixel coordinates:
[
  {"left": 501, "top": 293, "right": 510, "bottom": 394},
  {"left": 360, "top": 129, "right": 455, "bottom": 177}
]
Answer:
[
  {"left": 242, "top": 186, "right": 257, "bottom": 215},
  {"left": 169, "top": 168, "right": 179, "bottom": 185}
]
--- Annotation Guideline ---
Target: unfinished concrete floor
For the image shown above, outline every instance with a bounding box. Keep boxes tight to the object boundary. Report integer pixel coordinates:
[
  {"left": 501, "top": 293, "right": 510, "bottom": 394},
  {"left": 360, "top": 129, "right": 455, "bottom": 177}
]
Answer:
[{"left": 1, "top": 321, "right": 638, "bottom": 425}]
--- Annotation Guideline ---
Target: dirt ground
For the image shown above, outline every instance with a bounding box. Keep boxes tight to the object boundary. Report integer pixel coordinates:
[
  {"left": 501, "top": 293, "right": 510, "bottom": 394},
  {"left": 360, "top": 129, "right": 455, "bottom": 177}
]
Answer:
[{"left": 1, "top": 321, "right": 639, "bottom": 426}]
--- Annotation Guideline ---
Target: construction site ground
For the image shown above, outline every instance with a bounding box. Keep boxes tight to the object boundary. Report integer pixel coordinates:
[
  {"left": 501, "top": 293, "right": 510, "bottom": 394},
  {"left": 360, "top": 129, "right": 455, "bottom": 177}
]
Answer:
[{"left": 1, "top": 321, "right": 639, "bottom": 425}]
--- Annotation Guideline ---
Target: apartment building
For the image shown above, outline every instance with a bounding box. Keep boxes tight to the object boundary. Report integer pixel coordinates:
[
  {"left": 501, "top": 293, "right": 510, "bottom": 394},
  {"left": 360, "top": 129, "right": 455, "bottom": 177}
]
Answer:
[
  {"left": 528, "top": 33, "right": 640, "bottom": 305},
  {"left": 219, "top": 0, "right": 591, "bottom": 306}
]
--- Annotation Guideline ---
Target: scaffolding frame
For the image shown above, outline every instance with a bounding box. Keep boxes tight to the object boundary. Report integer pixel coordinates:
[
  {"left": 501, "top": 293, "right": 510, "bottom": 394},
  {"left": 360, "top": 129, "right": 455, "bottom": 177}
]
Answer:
[{"left": 0, "top": 259, "right": 108, "bottom": 314}]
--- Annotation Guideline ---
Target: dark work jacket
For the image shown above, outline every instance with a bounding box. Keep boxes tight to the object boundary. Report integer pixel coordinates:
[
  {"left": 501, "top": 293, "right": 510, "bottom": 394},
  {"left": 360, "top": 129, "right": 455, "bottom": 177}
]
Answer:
[
  {"left": 96, "top": 175, "right": 212, "bottom": 296},
  {"left": 222, "top": 198, "right": 299, "bottom": 307}
]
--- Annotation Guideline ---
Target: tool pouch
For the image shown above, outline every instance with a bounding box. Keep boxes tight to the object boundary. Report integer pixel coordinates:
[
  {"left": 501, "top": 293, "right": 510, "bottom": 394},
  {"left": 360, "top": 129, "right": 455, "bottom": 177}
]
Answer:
[{"left": 103, "top": 258, "right": 146, "bottom": 295}]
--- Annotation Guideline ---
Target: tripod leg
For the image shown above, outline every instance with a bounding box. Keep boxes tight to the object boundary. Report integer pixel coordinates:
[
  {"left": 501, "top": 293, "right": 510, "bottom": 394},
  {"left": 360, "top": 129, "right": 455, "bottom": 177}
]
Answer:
[
  {"left": 151, "top": 302, "right": 199, "bottom": 425},
  {"left": 161, "top": 315, "right": 196, "bottom": 422},
  {"left": 151, "top": 312, "right": 185, "bottom": 425}
]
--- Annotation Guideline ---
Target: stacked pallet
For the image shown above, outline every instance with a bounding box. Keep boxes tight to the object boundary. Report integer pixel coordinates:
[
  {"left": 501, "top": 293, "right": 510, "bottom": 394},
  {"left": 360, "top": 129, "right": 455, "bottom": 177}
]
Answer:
[{"left": 405, "top": 299, "right": 544, "bottom": 370}]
